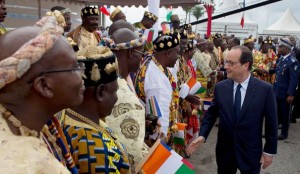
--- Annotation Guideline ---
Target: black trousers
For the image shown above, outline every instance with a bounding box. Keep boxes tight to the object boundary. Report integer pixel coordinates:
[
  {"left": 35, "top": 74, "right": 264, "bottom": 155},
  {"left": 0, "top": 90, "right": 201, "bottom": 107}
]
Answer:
[
  {"left": 277, "top": 98, "right": 291, "bottom": 137},
  {"left": 291, "top": 87, "right": 300, "bottom": 119},
  {"left": 217, "top": 154, "right": 261, "bottom": 174}
]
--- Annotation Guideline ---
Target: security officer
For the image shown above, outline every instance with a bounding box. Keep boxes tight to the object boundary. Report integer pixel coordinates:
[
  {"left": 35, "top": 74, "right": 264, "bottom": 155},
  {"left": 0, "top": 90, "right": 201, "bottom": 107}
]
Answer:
[{"left": 270, "top": 37, "right": 300, "bottom": 140}]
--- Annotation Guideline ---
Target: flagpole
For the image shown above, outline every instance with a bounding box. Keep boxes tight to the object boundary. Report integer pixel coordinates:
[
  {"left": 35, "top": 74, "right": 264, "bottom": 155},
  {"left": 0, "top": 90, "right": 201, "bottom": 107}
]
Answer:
[{"left": 135, "top": 139, "right": 161, "bottom": 173}]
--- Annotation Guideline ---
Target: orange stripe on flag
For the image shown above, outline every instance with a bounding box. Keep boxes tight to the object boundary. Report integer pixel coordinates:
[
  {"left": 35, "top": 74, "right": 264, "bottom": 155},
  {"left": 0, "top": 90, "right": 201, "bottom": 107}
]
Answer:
[
  {"left": 186, "top": 77, "right": 197, "bottom": 89},
  {"left": 176, "top": 122, "right": 187, "bottom": 130},
  {"left": 142, "top": 143, "right": 172, "bottom": 173}
]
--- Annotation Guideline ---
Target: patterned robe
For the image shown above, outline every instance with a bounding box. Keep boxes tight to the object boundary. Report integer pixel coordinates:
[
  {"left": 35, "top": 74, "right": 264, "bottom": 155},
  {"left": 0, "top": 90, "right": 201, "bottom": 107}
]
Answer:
[
  {"left": 106, "top": 78, "right": 148, "bottom": 167},
  {"left": 0, "top": 113, "right": 70, "bottom": 174},
  {"left": 59, "top": 111, "right": 130, "bottom": 174}
]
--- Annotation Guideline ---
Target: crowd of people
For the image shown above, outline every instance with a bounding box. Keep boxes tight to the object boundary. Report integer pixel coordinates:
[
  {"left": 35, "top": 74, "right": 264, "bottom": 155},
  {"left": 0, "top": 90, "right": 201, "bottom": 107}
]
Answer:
[{"left": 0, "top": 1, "right": 300, "bottom": 173}]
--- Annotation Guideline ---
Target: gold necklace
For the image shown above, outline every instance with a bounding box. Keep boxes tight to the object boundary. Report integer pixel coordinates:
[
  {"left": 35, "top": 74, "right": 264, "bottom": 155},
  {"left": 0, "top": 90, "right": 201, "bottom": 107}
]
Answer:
[
  {"left": 65, "top": 109, "right": 128, "bottom": 161},
  {"left": 0, "top": 104, "right": 38, "bottom": 137}
]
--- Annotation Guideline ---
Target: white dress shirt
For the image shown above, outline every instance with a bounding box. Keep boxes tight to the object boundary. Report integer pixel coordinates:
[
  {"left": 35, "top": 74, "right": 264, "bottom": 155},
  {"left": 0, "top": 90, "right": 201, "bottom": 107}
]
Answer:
[{"left": 233, "top": 74, "right": 251, "bottom": 107}]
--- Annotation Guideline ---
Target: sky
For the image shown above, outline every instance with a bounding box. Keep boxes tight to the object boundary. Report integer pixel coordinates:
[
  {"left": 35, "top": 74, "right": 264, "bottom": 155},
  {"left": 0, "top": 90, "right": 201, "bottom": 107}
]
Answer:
[{"left": 104, "top": 0, "right": 300, "bottom": 34}]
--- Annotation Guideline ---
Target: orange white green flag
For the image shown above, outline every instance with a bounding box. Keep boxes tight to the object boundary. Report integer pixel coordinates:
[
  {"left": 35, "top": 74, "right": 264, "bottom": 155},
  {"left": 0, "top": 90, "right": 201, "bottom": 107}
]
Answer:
[{"left": 136, "top": 139, "right": 195, "bottom": 174}]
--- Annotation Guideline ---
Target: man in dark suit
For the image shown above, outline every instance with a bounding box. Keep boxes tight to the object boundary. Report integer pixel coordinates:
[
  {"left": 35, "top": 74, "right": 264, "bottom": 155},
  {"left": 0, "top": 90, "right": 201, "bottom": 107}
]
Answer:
[
  {"left": 270, "top": 37, "right": 300, "bottom": 139},
  {"left": 187, "top": 45, "right": 278, "bottom": 174}
]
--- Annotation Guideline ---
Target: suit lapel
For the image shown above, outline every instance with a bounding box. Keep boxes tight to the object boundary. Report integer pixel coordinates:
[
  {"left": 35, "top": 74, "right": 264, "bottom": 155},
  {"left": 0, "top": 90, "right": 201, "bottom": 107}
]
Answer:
[
  {"left": 237, "top": 76, "right": 257, "bottom": 123},
  {"left": 225, "top": 79, "right": 235, "bottom": 124}
]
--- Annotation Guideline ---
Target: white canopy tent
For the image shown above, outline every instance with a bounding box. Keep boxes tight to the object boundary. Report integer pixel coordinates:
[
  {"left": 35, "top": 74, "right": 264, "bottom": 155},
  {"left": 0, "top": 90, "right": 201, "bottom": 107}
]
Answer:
[{"left": 263, "top": 7, "right": 300, "bottom": 36}]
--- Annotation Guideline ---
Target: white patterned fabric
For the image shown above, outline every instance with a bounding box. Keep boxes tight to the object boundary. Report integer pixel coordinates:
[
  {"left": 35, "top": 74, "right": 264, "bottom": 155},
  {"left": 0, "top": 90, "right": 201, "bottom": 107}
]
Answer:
[{"left": 106, "top": 78, "right": 147, "bottom": 167}]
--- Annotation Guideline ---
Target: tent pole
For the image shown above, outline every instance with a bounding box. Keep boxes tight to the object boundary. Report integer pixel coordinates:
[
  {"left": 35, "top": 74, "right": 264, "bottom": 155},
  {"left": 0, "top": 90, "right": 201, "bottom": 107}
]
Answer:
[{"left": 37, "top": 0, "right": 41, "bottom": 19}]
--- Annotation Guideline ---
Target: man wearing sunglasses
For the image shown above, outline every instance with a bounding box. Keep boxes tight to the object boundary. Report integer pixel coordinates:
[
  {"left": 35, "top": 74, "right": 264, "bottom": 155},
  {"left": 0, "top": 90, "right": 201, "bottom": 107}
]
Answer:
[{"left": 0, "top": 12, "right": 85, "bottom": 173}]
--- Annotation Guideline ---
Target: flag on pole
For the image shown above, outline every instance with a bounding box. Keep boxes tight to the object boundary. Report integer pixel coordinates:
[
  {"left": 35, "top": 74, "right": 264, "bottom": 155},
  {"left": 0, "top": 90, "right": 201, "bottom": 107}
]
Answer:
[
  {"left": 136, "top": 140, "right": 195, "bottom": 174},
  {"left": 186, "top": 77, "right": 206, "bottom": 94},
  {"left": 99, "top": 6, "right": 110, "bottom": 16},
  {"left": 173, "top": 123, "right": 187, "bottom": 146},
  {"left": 161, "top": 23, "right": 172, "bottom": 34},
  {"left": 202, "top": 98, "right": 213, "bottom": 111},
  {"left": 166, "top": 6, "right": 173, "bottom": 21},
  {"left": 143, "top": 29, "right": 155, "bottom": 43},
  {"left": 149, "top": 96, "right": 162, "bottom": 117},
  {"left": 240, "top": 12, "right": 245, "bottom": 28}
]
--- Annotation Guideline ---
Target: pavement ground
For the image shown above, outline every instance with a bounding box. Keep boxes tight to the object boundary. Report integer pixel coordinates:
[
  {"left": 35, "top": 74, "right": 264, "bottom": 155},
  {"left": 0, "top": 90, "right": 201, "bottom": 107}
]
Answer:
[{"left": 189, "top": 120, "right": 300, "bottom": 174}]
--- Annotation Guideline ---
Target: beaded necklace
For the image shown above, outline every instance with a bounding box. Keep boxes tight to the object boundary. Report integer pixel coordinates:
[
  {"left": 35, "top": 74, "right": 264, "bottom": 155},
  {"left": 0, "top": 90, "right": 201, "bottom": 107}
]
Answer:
[
  {"left": 42, "top": 118, "right": 78, "bottom": 174},
  {"left": 65, "top": 109, "right": 129, "bottom": 162},
  {"left": 135, "top": 57, "right": 179, "bottom": 143},
  {"left": 0, "top": 104, "right": 38, "bottom": 137}
]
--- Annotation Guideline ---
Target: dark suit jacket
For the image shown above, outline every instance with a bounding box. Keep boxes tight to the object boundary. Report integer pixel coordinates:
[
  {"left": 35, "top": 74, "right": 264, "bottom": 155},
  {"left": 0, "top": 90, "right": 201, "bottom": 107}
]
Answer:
[{"left": 199, "top": 76, "right": 278, "bottom": 171}]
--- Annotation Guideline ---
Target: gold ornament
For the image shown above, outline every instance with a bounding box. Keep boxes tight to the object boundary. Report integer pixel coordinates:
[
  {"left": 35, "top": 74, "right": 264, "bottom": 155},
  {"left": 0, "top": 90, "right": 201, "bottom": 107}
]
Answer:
[
  {"left": 174, "top": 38, "right": 178, "bottom": 44},
  {"left": 90, "top": 9, "right": 93, "bottom": 14},
  {"left": 159, "top": 43, "right": 164, "bottom": 48},
  {"left": 167, "top": 41, "right": 172, "bottom": 47},
  {"left": 84, "top": 9, "right": 87, "bottom": 14},
  {"left": 104, "top": 62, "right": 116, "bottom": 75},
  {"left": 94, "top": 8, "right": 99, "bottom": 15},
  {"left": 90, "top": 63, "right": 101, "bottom": 82}
]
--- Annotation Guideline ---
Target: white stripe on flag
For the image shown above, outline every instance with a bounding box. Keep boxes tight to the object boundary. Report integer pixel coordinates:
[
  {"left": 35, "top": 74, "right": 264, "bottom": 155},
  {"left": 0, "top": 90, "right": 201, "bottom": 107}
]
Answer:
[
  {"left": 189, "top": 81, "right": 202, "bottom": 95},
  {"left": 156, "top": 150, "right": 183, "bottom": 174},
  {"left": 174, "top": 130, "right": 184, "bottom": 138},
  {"left": 204, "top": 104, "right": 210, "bottom": 110}
]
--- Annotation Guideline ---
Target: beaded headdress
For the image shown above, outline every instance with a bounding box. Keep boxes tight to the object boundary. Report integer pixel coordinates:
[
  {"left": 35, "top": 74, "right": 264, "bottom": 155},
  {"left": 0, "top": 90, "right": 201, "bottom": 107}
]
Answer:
[
  {"left": 144, "top": 11, "right": 158, "bottom": 22},
  {"left": 182, "top": 24, "right": 192, "bottom": 29},
  {"left": 261, "top": 36, "right": 273, "bottom": 45},
  {"left": 110, "top": 8, "right": 122, "bottom": 21},
  {"left": 0, "top": 11, "right": 65, "bottom": 89},
  {"left": 212, "top": 33, "right": 222, "bottom": 40},
  {"left": 60, "top": 8, "right": 71, "bottom": 15},
  {"left": 187, "top": 40, "right": 194, "bottom": 51},
  {"left": 81, "top": 7, "right": 100, "bottom": 18},
  {"left": 243, "top": 35, "right": 254, "bottom": 45},
  {"left": 77, "top": 45, "right": 117, "bottom": 86},
  {"left": 105, "top": 36, "right": 146, "bottom": 50},
  {"left": 153, "top": 33, "right": 180, "bottom": 51},
  {"left": 179, "top": 29, "right": 188, "bottom": 40}
]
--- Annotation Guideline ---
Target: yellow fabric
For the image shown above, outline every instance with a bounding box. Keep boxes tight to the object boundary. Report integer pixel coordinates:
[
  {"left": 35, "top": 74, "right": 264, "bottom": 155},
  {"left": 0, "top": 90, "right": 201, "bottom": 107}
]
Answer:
[
  {"left": 60, "top": 111, "right": 130, "bottom": 174},
  {"left": 67, "top": 26, "right": 100, "bottom": 50},
  {"left": 0, "top": 112, "right": 70, "bottom": 174}
]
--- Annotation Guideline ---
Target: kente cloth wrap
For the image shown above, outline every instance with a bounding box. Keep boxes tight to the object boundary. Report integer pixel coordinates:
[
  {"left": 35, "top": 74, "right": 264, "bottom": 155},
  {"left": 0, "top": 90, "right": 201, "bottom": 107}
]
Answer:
[
  {"left": 0, "top": 111, "right": 70, "bottom": 174},
  {"left": 44, "top": 117, "right": 78, "bottom": 174},
  {"left": 58, "top": 110, "right": 130, "bottom": 174},
  {"left": 0, "top": 11, "right": 65, "bottom": 89},
  {"left": 135, "top": 56, "right": 179, "bottom": 146}
]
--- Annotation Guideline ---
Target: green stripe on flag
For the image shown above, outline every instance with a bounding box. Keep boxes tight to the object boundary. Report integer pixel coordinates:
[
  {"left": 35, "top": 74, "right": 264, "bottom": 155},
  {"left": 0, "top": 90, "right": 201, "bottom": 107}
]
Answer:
[
  {"left": 149, "top": 99, "right": 153, "bottom": 115},
  {"left": 166, "top": 11, "right": 172, "bottom": 21},
  {"left": 195, "top": 87, "right": 206, "bottom": 94},
  {"left": 175, "top": 164, "right": 195, "bottom": 174},
  {"left": 173, "top": 137, "right": 185, "bottom": 146}
]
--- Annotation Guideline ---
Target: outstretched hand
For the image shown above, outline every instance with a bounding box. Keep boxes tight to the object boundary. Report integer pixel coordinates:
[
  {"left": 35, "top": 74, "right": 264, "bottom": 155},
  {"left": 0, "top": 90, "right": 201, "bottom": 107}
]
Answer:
[{"left": 186, "top": 136, "right": 205, "bottom": 155}]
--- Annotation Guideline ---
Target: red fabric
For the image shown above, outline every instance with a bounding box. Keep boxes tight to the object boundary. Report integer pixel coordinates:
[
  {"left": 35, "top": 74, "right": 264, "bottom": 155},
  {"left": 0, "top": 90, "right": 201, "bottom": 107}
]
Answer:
[
  {"left": 187, "top": 60, "right": 196, "bottom": 78},
  {"left": 204, "top": 5, "right": 213, "bottom": 37},
  {"left": 240, "top": 12, "right": 245, "bottom": 28},
  {"left": 99, "top": 6, "right": 110, "bottom": 16}
]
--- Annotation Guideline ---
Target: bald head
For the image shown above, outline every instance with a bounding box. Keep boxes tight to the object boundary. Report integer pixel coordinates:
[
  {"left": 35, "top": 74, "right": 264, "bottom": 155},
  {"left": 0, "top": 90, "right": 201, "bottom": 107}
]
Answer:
[
  {"left": 108, "top": 20, "right": 135, "bottom": 36},
  {"left": 111, "top": 28, "right": 139, "bottom": 44},
  {"left": 0, "top": 26, "right": 41, "bottom": 60}
]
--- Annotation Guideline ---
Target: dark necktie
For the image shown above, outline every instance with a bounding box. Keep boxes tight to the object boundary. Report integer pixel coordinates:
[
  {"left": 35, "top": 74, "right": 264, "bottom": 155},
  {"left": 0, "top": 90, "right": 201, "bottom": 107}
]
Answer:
[{"left": 234, "top": 84, "right": 242, "bottom": 122}]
